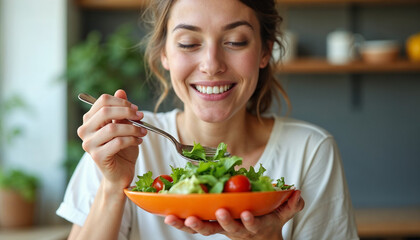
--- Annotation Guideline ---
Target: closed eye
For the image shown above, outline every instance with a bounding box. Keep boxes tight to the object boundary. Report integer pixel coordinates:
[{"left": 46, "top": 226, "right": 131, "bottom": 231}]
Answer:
[
  {"left": 225, "top": 41, "right": 248, "bottom": 48},
  {"left": 177, "top": 43, "right": 200, "bottom": 49}
]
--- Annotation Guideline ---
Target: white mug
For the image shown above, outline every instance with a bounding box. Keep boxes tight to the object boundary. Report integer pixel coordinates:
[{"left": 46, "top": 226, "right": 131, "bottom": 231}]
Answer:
[{"left": 327, "top": 30, "right": 363, "bottom": 65}]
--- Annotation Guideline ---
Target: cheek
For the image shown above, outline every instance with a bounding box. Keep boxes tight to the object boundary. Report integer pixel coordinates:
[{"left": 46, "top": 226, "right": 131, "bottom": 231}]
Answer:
[
  {"left": 167, "top": 53, "right": 196, "bottom": 99},
  {"left": 235, "top": 51, "right": 262, "bottom": 80},
  {"left": 167, "top": 51, "right": 194, "bottom": 82}
]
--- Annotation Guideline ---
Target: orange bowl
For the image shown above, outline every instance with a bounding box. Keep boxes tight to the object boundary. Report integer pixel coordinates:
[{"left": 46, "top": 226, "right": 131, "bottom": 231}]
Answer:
[{"left": 124, "top": 187, "right": 295, "bottom": 220}]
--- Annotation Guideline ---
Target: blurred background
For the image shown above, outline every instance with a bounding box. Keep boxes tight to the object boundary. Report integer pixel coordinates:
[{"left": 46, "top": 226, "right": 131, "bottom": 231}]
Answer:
[{"left": 0, "top": 0, "right": 419, "bottom": 239}]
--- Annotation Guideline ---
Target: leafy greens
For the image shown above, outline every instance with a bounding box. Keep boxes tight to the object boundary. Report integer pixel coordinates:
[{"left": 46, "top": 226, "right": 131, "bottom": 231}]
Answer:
[{"left": 133, "top": 142, "right": 293, "bottom": 194}]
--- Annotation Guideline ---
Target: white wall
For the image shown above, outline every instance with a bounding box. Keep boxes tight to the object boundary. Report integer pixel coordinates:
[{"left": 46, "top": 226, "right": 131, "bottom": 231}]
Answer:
[{"left": 1, "top": 0, "right": 67, "bottom": 224}]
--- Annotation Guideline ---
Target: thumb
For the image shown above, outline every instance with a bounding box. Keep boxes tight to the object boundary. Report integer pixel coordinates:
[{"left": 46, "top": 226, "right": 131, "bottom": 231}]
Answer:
[
  {"left": 274, "top": 190, "right": 304, "bottom": 226},
  {"left": 114, "top": 89, "right": 128, "bottom": 100}
]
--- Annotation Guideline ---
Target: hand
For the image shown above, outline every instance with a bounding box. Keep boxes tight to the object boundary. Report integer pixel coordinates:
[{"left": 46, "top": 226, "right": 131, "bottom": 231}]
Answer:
[
  {"left": 164, "top": 190, "right": 304, "bottom": 240},
  {"left": 77, "top": 89, "right": 147, "bottom": 189}
]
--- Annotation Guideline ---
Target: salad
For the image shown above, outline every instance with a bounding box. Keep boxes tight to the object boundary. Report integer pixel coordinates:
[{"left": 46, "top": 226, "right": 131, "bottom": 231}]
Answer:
[{"left": 132, "top": 142, "right": 293, "bottom": 194}]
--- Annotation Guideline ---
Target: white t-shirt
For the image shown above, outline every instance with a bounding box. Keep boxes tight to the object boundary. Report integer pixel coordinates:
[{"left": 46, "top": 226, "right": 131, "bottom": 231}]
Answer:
[{"left": 57, "top": 109, "right": 359, "bottom": 240}]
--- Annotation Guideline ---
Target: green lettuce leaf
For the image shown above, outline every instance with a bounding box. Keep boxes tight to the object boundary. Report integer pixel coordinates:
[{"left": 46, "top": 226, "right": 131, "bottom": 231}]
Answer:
[
  {"left": 168, "top": 175, "right": 205, "bottom": 194},
  {"left": 275, "top": 177, "right": 294, "bottom": 190},
  {"left": 182, "top": 142, "right": 207, "bottom": 161},
  {"left": 251, "top": 176, "right": 276, "bottom": 192},
  {"left": 213, "top": 142, "right": 227, "bottom": 160},
  {"left": 131, "top": 171, "right": 156, "bottom": 192}
]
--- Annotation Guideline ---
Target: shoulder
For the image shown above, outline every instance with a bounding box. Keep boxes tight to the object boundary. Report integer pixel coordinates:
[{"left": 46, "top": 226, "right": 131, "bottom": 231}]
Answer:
[
  {"left": 263, "top": 116, "right": 338, "bottom": 174},
  {"left": 273, "top": 116, "right": 333, "bottom": 146},
  {"left": 276, "top": 117, "right": 331, "bottom": 137}
]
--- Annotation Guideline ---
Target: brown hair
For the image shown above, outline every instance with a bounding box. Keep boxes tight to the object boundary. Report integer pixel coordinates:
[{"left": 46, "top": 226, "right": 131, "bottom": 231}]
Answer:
[{"left": 142, "top": 0, "right": 290, "bottom": 117}]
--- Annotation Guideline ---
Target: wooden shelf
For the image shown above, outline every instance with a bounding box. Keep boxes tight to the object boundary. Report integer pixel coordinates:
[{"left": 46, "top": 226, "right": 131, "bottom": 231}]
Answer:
[
  {"left": 355, "top": 207, "right": 420, "bottom": 238},
  {"left": 77, "top": 0, "right": 149, "bottom": 9},
  {"left": 76, "top": 0, "right": 420, "bottom": 9},
  {"left": 277, "top": 58, "right": 420, "bottom": 74}
]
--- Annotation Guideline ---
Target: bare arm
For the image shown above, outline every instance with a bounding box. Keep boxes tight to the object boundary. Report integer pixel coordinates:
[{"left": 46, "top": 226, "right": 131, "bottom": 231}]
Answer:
[
  {"left": 68, "top": 180, "right": 127, "bottom": 240},
  {"left": 68, "top": 224, "right": 81, "bottom": 240},
  {"left": 69, "top": 90, "right": 146, "bottom": 239}
]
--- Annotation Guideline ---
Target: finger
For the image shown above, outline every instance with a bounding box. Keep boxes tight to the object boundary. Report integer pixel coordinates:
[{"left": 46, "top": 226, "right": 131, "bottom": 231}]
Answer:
[
  {"left": 90, "top": 136, "right": 143, "bottom": 162},
  {"left": 215, "top": 209, "right": 243, "bottom": 234},
  {"left": 83, "top": 93, "right": 137, "bottom": 123},
  {"left": 164, "top": 215, "right": 196, "bottom": 234},
  {"left": 82, "top": 106, "right": 142, "bottom": 136},
  {"left": 114, "top": 89, "right": 127, "bottom": 100},
  {"left": 82, "top": 123, "right": 147, "bottom": 152},
  {"left": 274, "top": 190, "right": 304, "bottom": 225},
  {"left": 184, "top": 216, "right": 223, "bottom": 236},
  {"left": 240, "top": 211, "right": 260, "bottom": 234},
  {"left": 296, "top": 193, "right": 305, "bottom": 211},
  {"left": 288, "top": 190, "right": 304, "bottom": 211},
  {"left": 113, "top": 89, "right": 138, "bottom": 125}
]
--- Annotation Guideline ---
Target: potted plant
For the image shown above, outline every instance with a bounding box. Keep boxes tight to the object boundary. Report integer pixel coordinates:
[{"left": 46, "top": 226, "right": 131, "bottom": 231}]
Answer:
[
  {"left": 0, "top": 168, "right": 39, "bottom": 228},
  {"left": 63, "top": 24, "right": 151, "bottom": 180},
  {"left": 65, "top": 23, "right": 150, "bottom": 109},
  {"left": 0, "top": 94, "right": 40, "bottom": 228}
]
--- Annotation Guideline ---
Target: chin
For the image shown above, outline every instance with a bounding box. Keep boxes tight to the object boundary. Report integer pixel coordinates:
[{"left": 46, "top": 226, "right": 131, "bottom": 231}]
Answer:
[{"left": 195, "top": 108, "right": 232, "bottom": 123}]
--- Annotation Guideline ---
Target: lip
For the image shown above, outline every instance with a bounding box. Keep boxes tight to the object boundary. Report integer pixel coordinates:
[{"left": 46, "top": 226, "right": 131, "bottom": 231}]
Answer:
[
  {"left": 191, "top": 80, "right": 235, "bottom": 87},
  {"left": 190, "top": 82, "right": 236, "bottom": 101}
]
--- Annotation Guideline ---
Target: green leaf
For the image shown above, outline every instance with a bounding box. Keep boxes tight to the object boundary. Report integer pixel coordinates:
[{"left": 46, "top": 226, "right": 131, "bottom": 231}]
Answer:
[
  {"left": 209, "top": 175, "right": 230, "bottom": 193},
  {"left": 182, "top": 142, "right": 207, "bottom": 161},
  {"left": 131, "top": 142, "right": 293, "bottom": 194},
  {"left": 132, "top": 171, "right": 156, "bottom": 192},
  {"left": 196, "top": 161, "right": 213, "bottom": 174},
  {"left": 160, "top": 176, "right": 173, "bottom": 191},
  {"left": 170, "top": 165, "right": 192, "bottom": 184},
  {"left": 244, "top": 164, "right": 266, "bottom": 181},
  {"left": 197, "top": 174, "right": 218, "bottom": 187},
  {"left": 214, "top": 156, "right": 242, "bottom": 177},
  {"left": 63, "top": 24, "right": 149, "bottom": 109},
  {"left": 275, "top": 177, "right": 294, "bottom": 190},
  {"left": 209, "top": 181, "right": 225, "bottom": 193},
  {"left": 251, "top": 176, "right": 275, "bottom": 192},
  {"left": 168, "top": 175, "right": 205, "bottom": 194},
  {"left": 213, "top": 142, "right": 227, "bottom": 160},
  {"left": 0, "top": 169, "right": 39, "bottom": 202}
]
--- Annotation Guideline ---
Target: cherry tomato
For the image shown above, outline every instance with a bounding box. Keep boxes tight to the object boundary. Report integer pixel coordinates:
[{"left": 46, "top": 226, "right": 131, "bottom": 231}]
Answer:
[
  {"left": 152, "top": 175, "right": 173, "bottom": 192},
  {"left": 200, "top": 184, "right": 209, "bottom": 193},
  {"left": 223, "top": 175, "right": 251, "bottom": 193}
]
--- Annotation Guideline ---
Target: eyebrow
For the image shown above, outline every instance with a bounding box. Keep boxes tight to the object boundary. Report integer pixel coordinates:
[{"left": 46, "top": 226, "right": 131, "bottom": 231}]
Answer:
[
  {"left": 222, "top": 21, "right": 254, "bottom": 31},
  {"left": 172, "top": 20, "right": 254, "bottom": 33},
  {"left": 172, "top": 24, "right": 201, "bottom": 32}
]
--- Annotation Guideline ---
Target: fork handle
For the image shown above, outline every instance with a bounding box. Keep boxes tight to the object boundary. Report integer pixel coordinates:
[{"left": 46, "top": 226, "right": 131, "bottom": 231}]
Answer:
[{"left": 78, "top": 93, "right": 180, "bottom": 146}]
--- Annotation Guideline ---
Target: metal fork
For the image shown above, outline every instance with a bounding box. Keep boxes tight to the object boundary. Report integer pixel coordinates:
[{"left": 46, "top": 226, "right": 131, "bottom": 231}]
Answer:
[{"left": 78, "top": 93, "right": 230, "bottom": 163}]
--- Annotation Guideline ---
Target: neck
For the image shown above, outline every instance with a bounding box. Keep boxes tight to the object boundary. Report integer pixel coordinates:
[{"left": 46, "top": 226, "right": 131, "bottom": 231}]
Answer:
[{"left": 176, "top": 108, "right": 274, "bottom": 166}]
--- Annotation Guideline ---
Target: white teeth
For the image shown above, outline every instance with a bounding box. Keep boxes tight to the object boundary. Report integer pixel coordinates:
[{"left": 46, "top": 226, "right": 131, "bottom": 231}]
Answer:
[
  {"left": 195, "top": 85, "right": 232, "bottom": 94},
  {"left": 213, "top": 86, "right": 219, "bottom": 94}
]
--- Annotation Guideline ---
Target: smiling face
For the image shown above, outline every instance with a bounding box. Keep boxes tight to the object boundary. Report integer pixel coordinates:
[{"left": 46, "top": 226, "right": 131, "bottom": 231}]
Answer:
[{"left": 161, "top": 0, "right": 270, "bottom": 123}]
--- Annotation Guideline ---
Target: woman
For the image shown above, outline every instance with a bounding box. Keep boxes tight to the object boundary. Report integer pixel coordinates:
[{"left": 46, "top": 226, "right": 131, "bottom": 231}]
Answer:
[{"left": 57, "top": 0, "right": 359, "bottom": 239}]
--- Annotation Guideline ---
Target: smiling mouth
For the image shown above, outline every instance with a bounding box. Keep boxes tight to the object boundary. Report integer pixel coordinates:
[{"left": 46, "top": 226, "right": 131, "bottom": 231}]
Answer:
[{"left": 194, "top": 84, "right": 234, "bottom": 94}]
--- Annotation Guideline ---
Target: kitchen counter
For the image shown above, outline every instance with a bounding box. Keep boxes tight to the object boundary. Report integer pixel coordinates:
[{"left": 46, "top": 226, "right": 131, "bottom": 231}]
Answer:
[
  {"left": 0, "top": 224, "right": 71, "bottom": 240},
  {"left": 0, "top": 207, "right": 419, "bottom": 239},
  {"left": 355, "top": 207, "right": 420, "bottom": 238}
]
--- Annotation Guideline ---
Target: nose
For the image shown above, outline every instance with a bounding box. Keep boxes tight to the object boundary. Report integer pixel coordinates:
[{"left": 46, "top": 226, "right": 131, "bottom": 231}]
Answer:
[{"left": 199, "top": 44, "right": 226, "bottom": 76}]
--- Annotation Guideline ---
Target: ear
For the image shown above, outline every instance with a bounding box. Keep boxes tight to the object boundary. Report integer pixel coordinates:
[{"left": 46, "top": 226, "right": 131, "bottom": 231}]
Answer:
[
  {"left": 161, "top": 49, "right": 170, "bottom": 70},
  {"left": 259, "top": 40, "right": 274, "bottom": 68}
]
